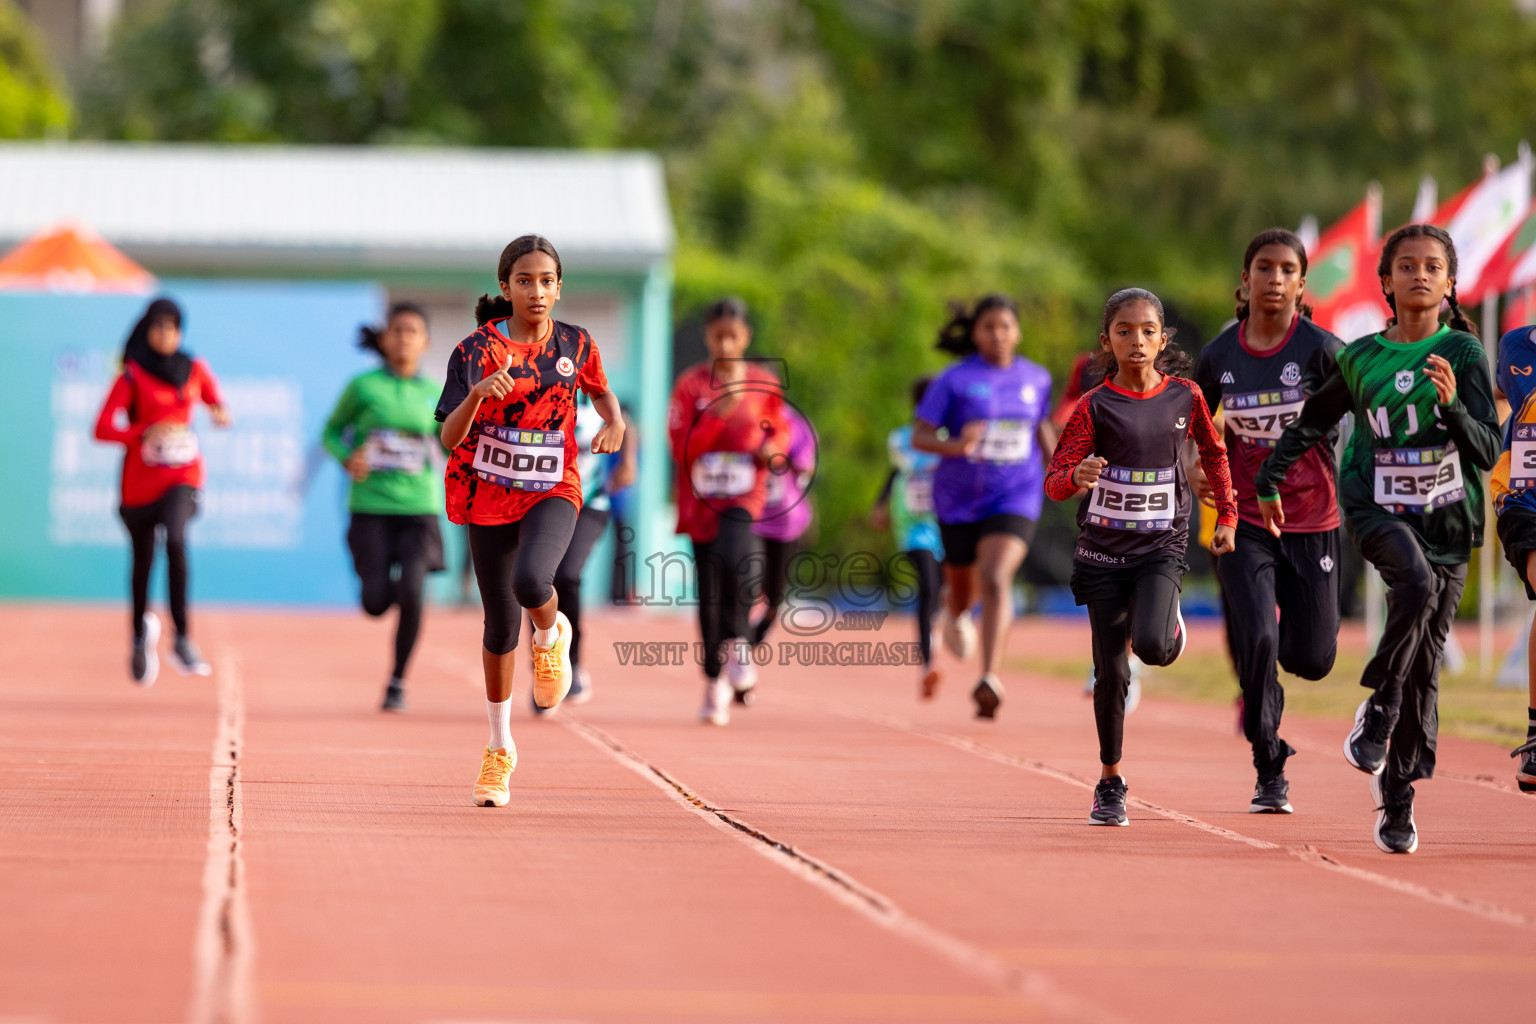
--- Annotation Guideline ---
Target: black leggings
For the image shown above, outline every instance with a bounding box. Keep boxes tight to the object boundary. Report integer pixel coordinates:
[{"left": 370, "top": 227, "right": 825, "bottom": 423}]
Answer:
[
  {"left": 1356, "top": 519, "right": 1467, "bottom": 792},
  {"left": 897, "top": 549, "right": 943, "bottom": 667},
  {"left": 545, "top": 504, "right": 610, "bottom": 668},
  {"left": 468, "top": 497, "right": 579, "bottom": 655},
  {"left": 348, "top": 513, "right": 439, "bottom": 680},
  {"left": 693, "top": 509, "right": 759, "bottom": 679},
  {"left": 1087, "top": 568, "right": 1184, "bottom": 766},
  {"left": 749, "top": 536, "right": 801, "bottom": 646},
  {"left": 120, "top": 486, "right": 198, "bottom": 640}
]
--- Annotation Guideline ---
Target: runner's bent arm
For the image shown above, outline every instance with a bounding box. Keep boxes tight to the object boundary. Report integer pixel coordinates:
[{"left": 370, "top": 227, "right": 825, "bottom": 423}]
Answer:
[
  {"left": 321, "top": 379, "right": 361, "bottom": 464},
  {"left": 93, "top": 374, "right": 142, "bottom": 446},
  {"left": 1437, "top": 351, "right": 1502, "bottom": 472},
  {"left": 1254, "top": 359, "right": 1351, "bottom": 501},
  {"left": 590, "top": 390, "right": 625, "bottom": 454},
  {"left": 1186, "top": 383, "right": 1238, "bottom": 529},
  {"left": 1043, "top": 396, "right": 1095, "bottom": 501}
]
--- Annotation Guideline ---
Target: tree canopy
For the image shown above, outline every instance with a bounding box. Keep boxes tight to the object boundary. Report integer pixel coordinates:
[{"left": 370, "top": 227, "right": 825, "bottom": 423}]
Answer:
[{"left": 44, "top": 0, "right": 1536, "bottom": 550}]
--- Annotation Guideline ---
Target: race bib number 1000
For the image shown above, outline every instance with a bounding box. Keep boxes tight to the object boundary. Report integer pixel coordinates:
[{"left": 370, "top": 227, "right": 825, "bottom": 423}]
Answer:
[
  {"left": 472, "top": 425, "right": 565, "bottom": 492},
  {"left": 1085, "top": 465, "right": 1177, "bottom": 531},
  {"left": 1372, "top": 443, "right": 1465, "bottom": 513},
  {"left": 1222, "top": 387, "right": 1305, "bottom": 448},
  {"left": 1512, "top": 424, "right": 1536, "bottom": 490}
]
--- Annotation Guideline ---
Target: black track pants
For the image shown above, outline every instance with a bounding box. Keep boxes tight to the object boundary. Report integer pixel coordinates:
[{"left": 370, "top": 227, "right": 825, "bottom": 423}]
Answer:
[
  {"left": 693, "top": 509, "right": 759, "bottom": 679},
  {"left": 1087, "top": 567, "right": 1184, "bottom": 766},
  {"left": 120, "top": 485, "right": 198, "bottom": 639},
  {"left": 1356, "top": 519, "right": 1467, "bottom": 792},
  {"left": 468, "top": 497, "right": 579, "bottom": 655},
  {"left": 1215, "top": 521, "right": 1341, "bottom": 777}
]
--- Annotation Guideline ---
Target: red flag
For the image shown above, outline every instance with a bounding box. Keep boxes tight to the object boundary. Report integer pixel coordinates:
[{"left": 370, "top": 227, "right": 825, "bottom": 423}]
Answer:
[
  {"left": 1307, "top": 186, "right": 1390, "bottom": 341},
  {"left": 1477, "top": 208, "right": 1536, "bottom": 304},
  {"left": 1433, "top": 150, "right": 1532, "bottom": 304},
  {"left": 1505, "top": 286, "right": 1536, "bottom": 334}
]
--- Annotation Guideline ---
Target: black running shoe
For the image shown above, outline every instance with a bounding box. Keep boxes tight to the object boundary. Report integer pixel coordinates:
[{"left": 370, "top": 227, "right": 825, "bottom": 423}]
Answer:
[
  {"left": 972, "top": 675, "right": 1004, "bottom": 720},
  {"left": 1249, "top": 773, "right": 1293, "bottom": 814},
  {"left": 131, "top": 612, "right": 160, "bottom": 687},
  {"left": 1513, "top": 736, "right": 1536, "bottom": 794},
  {"left": 381, "top": 680, "right": 407, "bottom": 713},
  {"left": 1343, "top": 698, "right": 1392, "bottom": 775},
  {"left": 1370, "top": 776, "right": 1417, "bottom": 854},
  {"left": 171, "top": 635, "right": 211, "bottom": 677},
  {"left": 1089, "top": 775, "right": 1129, "bottom": 826}
]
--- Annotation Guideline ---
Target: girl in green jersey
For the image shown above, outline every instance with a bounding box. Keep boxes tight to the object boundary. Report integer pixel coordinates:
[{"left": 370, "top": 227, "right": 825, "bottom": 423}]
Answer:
[
  {"left": 323, "top": 303, "right": 447, "bottom": 712},
  {"left": 1257, "top": 224, "right": 1501, "bottom": 854}
]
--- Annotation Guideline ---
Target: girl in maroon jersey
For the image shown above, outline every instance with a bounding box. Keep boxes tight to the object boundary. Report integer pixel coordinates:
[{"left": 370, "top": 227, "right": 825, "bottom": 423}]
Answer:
[
  {"left": 436, "top": 235, "right": 625, "bottom": 808},
  {"left": 1045, "top": 288, "right": 1237, "bottom": 826},
  {"left": 94, "top": 298, "right": 232, "bottom": 687}
]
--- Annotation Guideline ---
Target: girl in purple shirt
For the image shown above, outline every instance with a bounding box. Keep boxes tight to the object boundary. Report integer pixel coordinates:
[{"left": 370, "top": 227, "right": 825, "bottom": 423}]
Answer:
[{"left": 913, "top": 295, "right": 1056, "bottom": 719}]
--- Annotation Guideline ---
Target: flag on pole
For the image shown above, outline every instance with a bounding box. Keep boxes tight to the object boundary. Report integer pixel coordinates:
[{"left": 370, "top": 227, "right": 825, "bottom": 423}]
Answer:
[
  {"left": 1475, "top": 205, "right": 1536, "bottom": 304},
  {"left": 1505, "top": 286, "right": 1536, "bottom": 334},
  {"left": 1306, "top": 184, "right": 1389, "bottom": 341},
  {"left": 1435, "top": 145, "right": 1532, "bottom": 304},
  {"left": 1411, "top": 174, "right": 1438, "bottom": 223}
]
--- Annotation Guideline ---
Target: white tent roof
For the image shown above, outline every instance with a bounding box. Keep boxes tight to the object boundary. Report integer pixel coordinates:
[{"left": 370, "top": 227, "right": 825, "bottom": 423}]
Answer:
[{"left": 0, "top": 143, "right": 673, "bottom": 273}]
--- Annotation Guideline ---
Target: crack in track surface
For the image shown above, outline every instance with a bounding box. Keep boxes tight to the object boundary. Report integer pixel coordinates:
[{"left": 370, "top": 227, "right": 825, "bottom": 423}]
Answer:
[
  {"left": 561, "top": 716, "right": 1125, "bottom": 1024},
  {"left": 832, "top": 703, "right": 1535, "bottom": 933},
  {"left": 189, "top": 654, "right": 256, "bottom": 1024}
]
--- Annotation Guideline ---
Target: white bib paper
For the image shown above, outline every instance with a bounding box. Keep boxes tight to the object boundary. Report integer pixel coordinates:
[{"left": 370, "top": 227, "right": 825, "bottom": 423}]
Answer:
[
  {"left": 1372, "top": 443, "right": 1466, "bottom": 513},
  {"left": 974, "top": 420, "right": 1033, "bottom": 463},
  {"left": 902, "top": 474, "right": 935, "bottom": 516},
  {"left": 1511, "top": 424, "right": 1536, "bottom": 490},
  {"left": 691, "top": 451, "right": 756, "bottom": 499},
  {"left": 472, "top": 425, "right": 565, "bottom": 492},
  {"left": 365, "top": 429, "right": 429, "bottom": 474},
  {"left": 1221, "top": 387, "right": 1305, "bottom": 448},
  {"left": 141, "top": 427, "right": 199, "bottom": 468},
  {"left": 1084, "top": 465, "right": 1177, "bottom": 531}
]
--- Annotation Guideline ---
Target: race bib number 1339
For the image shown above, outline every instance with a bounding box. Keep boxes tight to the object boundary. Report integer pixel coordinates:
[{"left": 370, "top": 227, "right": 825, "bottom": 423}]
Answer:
[{"left": 1372, "top": 443, "right": 1465, "bottom": 513}]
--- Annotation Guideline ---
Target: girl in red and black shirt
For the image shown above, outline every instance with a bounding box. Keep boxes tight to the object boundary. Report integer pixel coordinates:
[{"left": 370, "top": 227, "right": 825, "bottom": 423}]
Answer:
[
  {"left": 436, "top": 235, "right": 624, "bottom": 808},
  {"left": 1045, "top": 288, "right": 1237, "bottom": 826},
  {"left": 667, "top": 298, "right": 787, "bottom": 725},
  {"left": 94, "top": 298, "right": 231, "bottom": 686}
]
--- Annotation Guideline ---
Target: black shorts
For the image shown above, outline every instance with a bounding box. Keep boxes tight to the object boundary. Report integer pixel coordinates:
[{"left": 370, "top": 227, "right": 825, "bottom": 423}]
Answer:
[
  {"left": 1069, "top": 554, "right": 1187, "bottom": 606},
  {"left": 938, "top": 514, "right": 1037, "bottom": 567},
  {"left": 347, "top": 513, "right": 447, "bottom": 577},
  {"left": 1498, "top": 508, "right": 1536, "bottom": 600}
]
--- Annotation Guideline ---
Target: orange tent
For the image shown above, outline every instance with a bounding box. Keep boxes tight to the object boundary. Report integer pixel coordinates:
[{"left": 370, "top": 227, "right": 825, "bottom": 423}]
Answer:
[{"left": 0, "top": 224, "right": 155, "bottom": 293}]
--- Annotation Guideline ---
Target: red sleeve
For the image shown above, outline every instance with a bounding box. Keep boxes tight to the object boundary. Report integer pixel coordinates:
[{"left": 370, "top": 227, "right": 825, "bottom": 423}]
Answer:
[
  {"left": 1044, "top": 394, "right": 1095, "bottom": 501},
  {"left": 578, "top": 336, "right": 609, "bottom": 397},
  {"left": 194, "top": 360, "right": 224, "bottom": 408},
  {"left": 1185, "top": 380, "right": 1239, "bottom": 528},
  {"left": 93, "top": 373, "right": 141, "bottom": 446}
]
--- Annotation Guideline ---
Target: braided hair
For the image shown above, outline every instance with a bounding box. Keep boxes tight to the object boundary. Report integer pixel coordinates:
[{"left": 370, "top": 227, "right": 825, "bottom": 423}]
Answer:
[
  {"left": 1235, "top": 228, "right": 1315, "bottom": 321},
  {"left": 1093, "top": 287, "right": 1190, "bottom": 379},
  {"left": 1376, "top": 223, "right": 1478, "bottom": 338}
]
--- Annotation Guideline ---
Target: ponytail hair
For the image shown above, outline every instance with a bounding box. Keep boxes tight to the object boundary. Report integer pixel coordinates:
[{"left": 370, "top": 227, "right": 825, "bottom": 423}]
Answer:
[
  {"left": 1093, "top": 287, "right": 1190, "bottom": 379},
  {"left": 475, "top": 234, "right": 563, "bottom": 326},
  {"left": 1376, "top": 223, "right": 1478, "bottom": 338},
  {"left": 935, "top": 294, "right": 1020, "bottom": 355},
  {"left": 1234, "top": 228, "right": 1315, "bottom": 321},
  {"left": 357, "top": 301, "right": 428, "bottom": 355}
]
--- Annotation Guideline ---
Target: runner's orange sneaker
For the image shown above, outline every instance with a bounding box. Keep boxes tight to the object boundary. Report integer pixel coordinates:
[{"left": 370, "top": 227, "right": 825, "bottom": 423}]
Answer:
[
  {"left": 531, "top": 612, "right": 573, "bottom": 709},
  {"left": 473, "top": 745, "right": 517, "bottom": 807}
]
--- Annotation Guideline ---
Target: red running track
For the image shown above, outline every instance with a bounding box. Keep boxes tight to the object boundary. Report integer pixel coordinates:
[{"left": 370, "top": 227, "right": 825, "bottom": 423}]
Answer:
[{"left": 2, "top": 603, "right": 1533, "bottom": 1024}]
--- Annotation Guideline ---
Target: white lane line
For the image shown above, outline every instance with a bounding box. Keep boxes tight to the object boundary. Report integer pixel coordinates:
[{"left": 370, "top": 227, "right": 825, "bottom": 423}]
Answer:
[
  {"left": 188, "top": 653, "right": 257, "bottom": 1024},
  {"left": 833, "top": 704, "right": 1536, "bottom": 932},
  {"left": 561, "top": 716, "right": 1124, "bottom": 1024}
]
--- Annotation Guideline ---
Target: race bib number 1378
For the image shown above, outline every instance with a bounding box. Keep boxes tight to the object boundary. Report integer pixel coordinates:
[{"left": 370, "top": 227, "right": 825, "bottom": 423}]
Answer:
[{"left": 472, "top": 425, "right": 565, "bottom": 492}]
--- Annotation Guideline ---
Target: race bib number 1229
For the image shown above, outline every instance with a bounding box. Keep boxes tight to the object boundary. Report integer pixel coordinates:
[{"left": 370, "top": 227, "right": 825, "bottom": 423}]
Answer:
[{"left": 1085, "top": 464, "right": 1177, "bottom": 531}]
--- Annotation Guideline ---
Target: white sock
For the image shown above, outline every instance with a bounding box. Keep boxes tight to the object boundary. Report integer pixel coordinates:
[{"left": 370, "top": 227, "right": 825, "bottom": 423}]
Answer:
[
  {"left": 486, "top": 697, "right": 512, "bottom": 751},
  {"left": 532, "top": 622, "right": 558, "bottom": 648}
]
